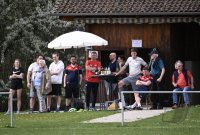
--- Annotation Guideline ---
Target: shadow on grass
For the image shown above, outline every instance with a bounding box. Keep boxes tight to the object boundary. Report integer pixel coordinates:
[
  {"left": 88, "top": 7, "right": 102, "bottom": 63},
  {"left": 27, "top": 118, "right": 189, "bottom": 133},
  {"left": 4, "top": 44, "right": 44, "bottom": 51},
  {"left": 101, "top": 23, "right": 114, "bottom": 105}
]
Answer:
[{"left": 162, "top": 107, "right": 189, "bottom": 123}]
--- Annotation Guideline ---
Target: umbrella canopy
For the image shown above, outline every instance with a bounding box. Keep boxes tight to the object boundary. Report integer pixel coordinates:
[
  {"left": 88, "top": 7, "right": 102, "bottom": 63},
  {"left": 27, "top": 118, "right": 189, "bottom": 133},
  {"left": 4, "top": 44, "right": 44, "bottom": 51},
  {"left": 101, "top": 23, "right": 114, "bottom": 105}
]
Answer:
[{"left": 48, "top": 31, "right": 108, "bottom": 49}]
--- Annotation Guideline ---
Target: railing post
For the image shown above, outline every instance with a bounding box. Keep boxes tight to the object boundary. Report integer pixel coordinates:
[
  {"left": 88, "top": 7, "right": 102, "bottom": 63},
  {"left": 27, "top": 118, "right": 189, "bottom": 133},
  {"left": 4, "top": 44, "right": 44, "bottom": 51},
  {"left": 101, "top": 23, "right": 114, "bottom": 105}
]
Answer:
[
  {"left": 121, "top": 91, "right": 125, "bottom": 126},
  {"left": 10, "top": 92, "right": 13, "bottom": 127}
]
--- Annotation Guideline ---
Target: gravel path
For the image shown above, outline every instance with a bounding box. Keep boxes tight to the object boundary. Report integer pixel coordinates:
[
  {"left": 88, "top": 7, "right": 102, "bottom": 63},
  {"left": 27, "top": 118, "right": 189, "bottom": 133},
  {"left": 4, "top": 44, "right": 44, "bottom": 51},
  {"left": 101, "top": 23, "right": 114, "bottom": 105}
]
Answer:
[{"left": 84, "top": 108, "right": 172, "bottom": 123}]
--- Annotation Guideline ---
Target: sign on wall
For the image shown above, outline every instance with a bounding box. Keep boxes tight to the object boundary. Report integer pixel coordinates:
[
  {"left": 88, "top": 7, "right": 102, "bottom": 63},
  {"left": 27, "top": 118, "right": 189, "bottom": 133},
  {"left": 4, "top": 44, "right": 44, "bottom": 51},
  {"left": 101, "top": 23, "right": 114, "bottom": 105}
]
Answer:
[{"left": 132, "top": 40, "right": 142, "bottom": 48}]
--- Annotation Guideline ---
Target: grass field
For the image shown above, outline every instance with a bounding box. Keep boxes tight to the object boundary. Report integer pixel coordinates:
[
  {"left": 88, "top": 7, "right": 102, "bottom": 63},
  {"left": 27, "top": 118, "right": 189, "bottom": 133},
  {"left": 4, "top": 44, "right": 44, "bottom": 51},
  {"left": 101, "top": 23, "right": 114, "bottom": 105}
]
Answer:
[{"left": 1, "top": 106, "right": 200, "bottom": 135}]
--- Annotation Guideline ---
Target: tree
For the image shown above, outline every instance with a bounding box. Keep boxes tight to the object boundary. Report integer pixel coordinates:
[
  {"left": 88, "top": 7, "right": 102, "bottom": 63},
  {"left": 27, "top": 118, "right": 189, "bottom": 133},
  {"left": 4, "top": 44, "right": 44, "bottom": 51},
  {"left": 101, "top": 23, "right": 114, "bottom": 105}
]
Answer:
[{"left": 0, "top": 0, "right": 85, "bottom": 80}]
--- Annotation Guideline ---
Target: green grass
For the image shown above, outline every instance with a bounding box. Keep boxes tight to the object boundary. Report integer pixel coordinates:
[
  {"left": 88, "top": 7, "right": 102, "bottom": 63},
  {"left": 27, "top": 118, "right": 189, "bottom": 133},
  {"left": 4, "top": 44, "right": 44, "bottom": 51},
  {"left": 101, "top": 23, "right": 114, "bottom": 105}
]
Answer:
[{"left": 1, "top": 107, "right": 200, "bottom": 135}]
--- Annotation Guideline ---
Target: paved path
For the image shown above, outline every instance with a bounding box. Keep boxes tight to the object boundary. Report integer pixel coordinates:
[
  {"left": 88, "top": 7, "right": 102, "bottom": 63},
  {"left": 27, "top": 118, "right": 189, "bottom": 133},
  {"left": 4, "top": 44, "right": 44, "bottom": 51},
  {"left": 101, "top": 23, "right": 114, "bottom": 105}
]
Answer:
[{"left": 84, "top": 108, "right": 172, "bottom": 123}]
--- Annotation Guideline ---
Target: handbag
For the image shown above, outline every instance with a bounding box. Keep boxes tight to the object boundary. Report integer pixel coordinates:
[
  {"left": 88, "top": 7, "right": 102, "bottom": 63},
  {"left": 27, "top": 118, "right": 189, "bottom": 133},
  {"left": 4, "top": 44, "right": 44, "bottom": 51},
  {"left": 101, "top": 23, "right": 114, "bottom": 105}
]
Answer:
[{"left": 41, "top": 70, "right": 52, "bottom": 95}]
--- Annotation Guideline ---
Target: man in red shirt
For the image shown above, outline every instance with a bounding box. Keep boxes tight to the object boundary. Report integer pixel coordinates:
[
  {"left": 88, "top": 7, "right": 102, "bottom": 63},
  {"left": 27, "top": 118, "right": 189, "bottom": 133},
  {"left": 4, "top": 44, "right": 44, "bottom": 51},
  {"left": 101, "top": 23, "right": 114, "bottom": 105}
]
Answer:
[
  {"left": 172, "top": 60, "right": 194, "bottom": 109},
  {"left": 85, "top": 51, "right": 101, "bottom": 110}
]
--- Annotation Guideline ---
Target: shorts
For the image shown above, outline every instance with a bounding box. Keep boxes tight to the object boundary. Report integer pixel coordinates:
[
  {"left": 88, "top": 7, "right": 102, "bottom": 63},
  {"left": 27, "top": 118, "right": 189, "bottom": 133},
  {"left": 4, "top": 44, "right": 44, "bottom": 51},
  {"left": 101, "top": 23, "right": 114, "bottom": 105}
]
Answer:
[
  {"left": 48, "top": 84, "right": 62, "bottom": 96},
  {"left": 121, "top": 75, "right": 139, "bottom": 91},
  {"left": 65, "top": 83, "right": 79, "bottom": 98},
  {"left": 11, "top": 81, "right": 23, "bottom": 90},
  {"left": 29, "top": 84, "right": 37, "bottom": 98}
]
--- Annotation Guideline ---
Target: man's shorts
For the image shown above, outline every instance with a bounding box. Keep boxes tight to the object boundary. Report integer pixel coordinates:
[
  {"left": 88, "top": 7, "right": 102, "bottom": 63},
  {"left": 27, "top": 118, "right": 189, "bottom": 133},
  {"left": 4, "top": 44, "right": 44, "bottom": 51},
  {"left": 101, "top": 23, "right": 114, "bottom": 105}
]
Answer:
[
  {"left": 11, "top": 81, "right": 23, "bottom": 90},
  {"left": 48, "top": 84, "right": 62, "bottom": 96},
  {"left": 121, "top": 75, "right": 139, "bottom": 91},
  {"left": 65, "top": 83, "right": 79, "bottom": 98},
  {"left": 29, "top": 84, "right": 37, "bottom": 98}
]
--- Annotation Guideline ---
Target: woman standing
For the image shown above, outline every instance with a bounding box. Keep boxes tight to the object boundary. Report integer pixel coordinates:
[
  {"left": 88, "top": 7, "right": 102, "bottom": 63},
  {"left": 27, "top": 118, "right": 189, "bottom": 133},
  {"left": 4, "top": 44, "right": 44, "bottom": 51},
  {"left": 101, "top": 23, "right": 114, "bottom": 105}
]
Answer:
[{"left": 6, "top": 59, "right": 24, "bottom": 114}]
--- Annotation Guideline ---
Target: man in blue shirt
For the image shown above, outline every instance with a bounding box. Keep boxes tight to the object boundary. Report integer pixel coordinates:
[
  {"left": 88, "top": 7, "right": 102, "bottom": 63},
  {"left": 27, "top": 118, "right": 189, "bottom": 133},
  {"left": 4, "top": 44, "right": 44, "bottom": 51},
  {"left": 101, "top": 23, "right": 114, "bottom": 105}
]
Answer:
[
  {"left": 149, "top": 48, "right": 165, "bottom": 109},
  {"left": 63, "top": 56, "right": 82, "bottom": 112},
  {"left": 104, "top": 52, "right": 119, "bottom": 100}
]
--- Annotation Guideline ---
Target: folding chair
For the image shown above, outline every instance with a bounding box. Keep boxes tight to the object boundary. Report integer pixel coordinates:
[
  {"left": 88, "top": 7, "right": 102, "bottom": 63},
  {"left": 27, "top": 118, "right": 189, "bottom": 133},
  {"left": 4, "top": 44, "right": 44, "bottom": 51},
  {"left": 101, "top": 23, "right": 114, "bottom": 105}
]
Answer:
[{"left": 145, "top": 84, "right": 153, "bottom": 110}]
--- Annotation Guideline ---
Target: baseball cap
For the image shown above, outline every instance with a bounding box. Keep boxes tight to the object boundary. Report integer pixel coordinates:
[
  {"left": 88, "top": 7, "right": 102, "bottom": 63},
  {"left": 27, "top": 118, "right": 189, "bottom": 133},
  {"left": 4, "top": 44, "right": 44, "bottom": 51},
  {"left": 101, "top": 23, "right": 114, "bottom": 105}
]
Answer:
[{"left": 149, "top": 48, "right": 158, "bottom": 56}]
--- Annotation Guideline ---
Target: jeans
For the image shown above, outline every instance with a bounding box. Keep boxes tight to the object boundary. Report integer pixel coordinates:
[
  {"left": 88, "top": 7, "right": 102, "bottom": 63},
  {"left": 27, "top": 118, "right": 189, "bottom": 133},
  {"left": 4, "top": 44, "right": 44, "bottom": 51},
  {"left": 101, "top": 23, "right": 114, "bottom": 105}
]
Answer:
[
  {"left": 34, "top": 86, "right": 47, "bottom": 112},
  {"left": 173, "top": 86, "right": 191, "bottom": 105},
  {"left": 136, "top": 85, "right": 148, "bottom": 101},
  {"left": 104, "top": 80, "right": 117, "bottom": 96}
]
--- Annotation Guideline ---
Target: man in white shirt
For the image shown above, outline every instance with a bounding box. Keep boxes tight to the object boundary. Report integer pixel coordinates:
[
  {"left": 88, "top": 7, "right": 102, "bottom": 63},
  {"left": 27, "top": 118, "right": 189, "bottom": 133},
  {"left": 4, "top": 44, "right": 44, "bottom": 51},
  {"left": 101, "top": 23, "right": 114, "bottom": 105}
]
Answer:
[
  {"left": 27, "top": 55, "right": 44, "bottom": 113},
  {"left": 116, "top": 48, "right": 147, "bottom": 108},
  {"left": 47, "top": 52, "right": 64, "bottom": 112}
]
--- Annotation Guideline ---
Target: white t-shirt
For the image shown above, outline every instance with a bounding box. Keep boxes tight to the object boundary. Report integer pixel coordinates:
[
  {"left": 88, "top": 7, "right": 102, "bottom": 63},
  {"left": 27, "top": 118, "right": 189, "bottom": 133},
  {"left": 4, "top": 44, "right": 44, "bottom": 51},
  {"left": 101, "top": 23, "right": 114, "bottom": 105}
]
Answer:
[
  {"left": 28, "top": 62, "right": 39, "bottom": 81},
  {"left": 125, "top": 57, "right": 147, "bottom": 77},
  {"left": 49, "top": 60, "right": 64, "bottom": 84}
]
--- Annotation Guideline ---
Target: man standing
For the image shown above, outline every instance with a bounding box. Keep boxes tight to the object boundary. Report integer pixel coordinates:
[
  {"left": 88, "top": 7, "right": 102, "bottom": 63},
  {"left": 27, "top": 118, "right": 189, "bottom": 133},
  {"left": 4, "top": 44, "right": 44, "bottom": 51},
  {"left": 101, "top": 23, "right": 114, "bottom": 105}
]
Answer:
[
  {"left": 47, "top": 52, "right": 64, "bottom": 112},
  {"left": 116, "top": 48, "right": 147, "bottom": 108},
  {"left": 27, "top": 55, "right": 44, "bottom": 113},
  {"left": 149, "top": 48, "right": 165, "bottom": 109},
  {"left": 104, "top": 52, "right": 119, "bottom": 100},
  {"left": 63, "top": 56, "right": 82, "bottom": 112},
  {"left": 85, "top": 51, "right": 101, "bottom": 110}
]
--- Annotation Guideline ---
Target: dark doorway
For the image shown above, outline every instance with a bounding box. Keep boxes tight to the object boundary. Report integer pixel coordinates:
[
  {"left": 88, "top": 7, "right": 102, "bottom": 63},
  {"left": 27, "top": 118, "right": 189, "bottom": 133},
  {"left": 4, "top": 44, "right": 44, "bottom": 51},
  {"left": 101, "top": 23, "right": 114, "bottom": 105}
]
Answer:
[{"left": 133, "top": 48, "right": 153, "bottom": 64}]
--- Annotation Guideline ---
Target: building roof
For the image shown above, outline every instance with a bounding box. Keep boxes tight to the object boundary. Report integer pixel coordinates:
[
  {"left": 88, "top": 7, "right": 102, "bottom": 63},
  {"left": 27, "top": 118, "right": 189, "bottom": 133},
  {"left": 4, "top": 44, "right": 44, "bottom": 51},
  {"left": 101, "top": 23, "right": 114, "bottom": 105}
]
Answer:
[{"left": 51, "top": 0, "right": 200, "bottom": 16}]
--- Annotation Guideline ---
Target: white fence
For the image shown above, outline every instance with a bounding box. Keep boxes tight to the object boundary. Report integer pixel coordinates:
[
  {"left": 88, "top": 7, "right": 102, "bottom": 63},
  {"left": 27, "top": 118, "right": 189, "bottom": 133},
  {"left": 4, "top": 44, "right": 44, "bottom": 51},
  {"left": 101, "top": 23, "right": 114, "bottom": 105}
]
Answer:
[
  {"left": 120, "top": 91, "right": 200, "bottom": 126},
  {"left": 0, "top": 92, "right": 13, "bottom": 127}
]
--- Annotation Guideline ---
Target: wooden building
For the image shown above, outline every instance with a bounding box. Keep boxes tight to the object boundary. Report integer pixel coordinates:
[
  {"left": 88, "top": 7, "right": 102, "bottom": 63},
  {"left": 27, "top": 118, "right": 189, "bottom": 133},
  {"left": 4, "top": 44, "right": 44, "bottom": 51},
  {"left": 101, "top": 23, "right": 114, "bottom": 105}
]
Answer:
[{"left": 51, "top": 0, "right": 200, "bottom": 104}]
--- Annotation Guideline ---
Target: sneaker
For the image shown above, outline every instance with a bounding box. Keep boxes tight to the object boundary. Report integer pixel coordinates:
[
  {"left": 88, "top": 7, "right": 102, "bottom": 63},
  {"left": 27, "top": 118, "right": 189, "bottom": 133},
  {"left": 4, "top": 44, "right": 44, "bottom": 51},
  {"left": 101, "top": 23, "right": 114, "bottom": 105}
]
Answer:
[
  {"left": 56, "top": 107, "right": 61, "bottom": 112},
  {"left": 118, "top": 102, "right": 123, "bottom": 110},
  {"left": 47, "top": 108, "right": 51, "bottom": 113},
  {"left": 39, "top": 110, "right": 47, "bottom": 113},
  {"left": 131, "top": 104, "right": 137, "bottom": 110},
  {"left": 90, "top": 107, "right": 96, "bottom": 111},
  {"left": 172, "top": 104, "right": 178, "bottom": 109},
  {"left": 29, "top": 108, "right": 33, "bottom": 114},
  {"left": 16, "top": 111, "right": 20, "bottom": 114},
  {"left": 84, "top": 107, "right": 89, "bottom": 111},
  {"left": 4, "top": 110, "right": 10, "bottom": 115},
  {"left": 135, "top": 106, "right": 143, "bottom": 110},
  {"left": 68, "top": 108, "right": 77, "bottom": 112},
  {"left": 124, "top": 105, "right": 131, "bottom": 110},
  {"left": 77, "top": 109, "right": 84, "bottom": 112},
  {"left": 64, "top": 107, "right": 70, "bottom": 112}
]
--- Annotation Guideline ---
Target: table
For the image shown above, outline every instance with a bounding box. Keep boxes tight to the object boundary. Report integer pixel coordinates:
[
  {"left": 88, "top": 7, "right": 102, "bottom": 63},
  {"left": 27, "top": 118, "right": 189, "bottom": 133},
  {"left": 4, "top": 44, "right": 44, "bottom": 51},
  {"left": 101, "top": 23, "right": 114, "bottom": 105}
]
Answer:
[{"left": 92, "top": 74, "right": 118, "bottom": 108}]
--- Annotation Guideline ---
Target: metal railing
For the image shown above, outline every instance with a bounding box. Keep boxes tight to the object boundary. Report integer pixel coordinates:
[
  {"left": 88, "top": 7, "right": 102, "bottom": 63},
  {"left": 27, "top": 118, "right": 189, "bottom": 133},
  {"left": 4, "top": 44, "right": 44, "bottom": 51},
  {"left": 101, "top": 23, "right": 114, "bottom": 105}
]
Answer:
[
  {"left": 0, "top": 92, "right": 13, "bottom": 127},
  {"left": 120, "top": 90, "right": 200, "bottom": 126}
]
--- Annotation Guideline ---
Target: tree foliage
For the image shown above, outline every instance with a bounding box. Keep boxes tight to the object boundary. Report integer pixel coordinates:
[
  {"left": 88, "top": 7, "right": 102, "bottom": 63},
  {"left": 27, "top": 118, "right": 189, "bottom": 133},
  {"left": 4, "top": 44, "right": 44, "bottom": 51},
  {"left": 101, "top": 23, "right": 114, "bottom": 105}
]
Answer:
[{"left": 0, "top": 0, "right": 85, "bottom": 80}]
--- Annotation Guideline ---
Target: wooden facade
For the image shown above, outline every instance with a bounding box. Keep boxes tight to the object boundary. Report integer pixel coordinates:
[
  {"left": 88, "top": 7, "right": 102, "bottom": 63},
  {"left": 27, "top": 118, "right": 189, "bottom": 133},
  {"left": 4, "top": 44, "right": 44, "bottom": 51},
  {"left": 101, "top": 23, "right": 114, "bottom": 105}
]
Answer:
[
  {"left": 86, "top": 22, "right": 200, "bottom": 103},
  {"left": 87, "top": 23, "right": 171, "bottom": 91},
  {"left": 51, "top": 0, "right": 200, "bottom": 104}
]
